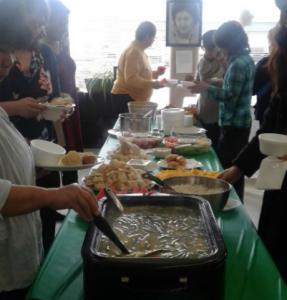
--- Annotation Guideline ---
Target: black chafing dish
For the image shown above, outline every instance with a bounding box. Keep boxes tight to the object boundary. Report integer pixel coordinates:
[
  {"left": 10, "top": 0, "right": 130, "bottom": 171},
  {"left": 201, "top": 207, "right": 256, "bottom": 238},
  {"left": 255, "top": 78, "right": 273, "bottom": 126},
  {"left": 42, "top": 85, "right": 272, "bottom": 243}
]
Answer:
[{"left": 82, "top": 194, "right": 226, "bottom": 300}]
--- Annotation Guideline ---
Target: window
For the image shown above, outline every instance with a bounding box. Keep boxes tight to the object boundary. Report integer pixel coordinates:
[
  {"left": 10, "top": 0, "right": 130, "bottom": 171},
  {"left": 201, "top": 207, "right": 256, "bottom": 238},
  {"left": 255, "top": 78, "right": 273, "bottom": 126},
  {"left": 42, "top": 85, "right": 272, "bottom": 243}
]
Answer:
[{"left": 62, "top": 0, "right": 280, "bottom": 107}]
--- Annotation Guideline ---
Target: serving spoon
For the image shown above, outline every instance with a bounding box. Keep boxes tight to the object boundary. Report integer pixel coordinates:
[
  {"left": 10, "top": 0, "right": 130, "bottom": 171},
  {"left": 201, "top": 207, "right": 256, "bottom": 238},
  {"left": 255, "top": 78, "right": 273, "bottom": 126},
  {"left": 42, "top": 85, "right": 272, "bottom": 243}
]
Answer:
[
  {"left": 142, "top": 173, "right": 175, "bottom": 191},
  {"left": 94, "top": 187, "right": 163, "bottom": 257}
]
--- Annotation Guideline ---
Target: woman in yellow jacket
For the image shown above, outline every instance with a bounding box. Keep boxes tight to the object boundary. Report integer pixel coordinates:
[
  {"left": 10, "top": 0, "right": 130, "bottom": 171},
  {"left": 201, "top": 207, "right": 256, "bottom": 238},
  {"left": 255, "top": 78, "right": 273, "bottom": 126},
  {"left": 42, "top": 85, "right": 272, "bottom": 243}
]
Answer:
[{"left": 111, "top": 21, "right": 165, "bottom": 115}]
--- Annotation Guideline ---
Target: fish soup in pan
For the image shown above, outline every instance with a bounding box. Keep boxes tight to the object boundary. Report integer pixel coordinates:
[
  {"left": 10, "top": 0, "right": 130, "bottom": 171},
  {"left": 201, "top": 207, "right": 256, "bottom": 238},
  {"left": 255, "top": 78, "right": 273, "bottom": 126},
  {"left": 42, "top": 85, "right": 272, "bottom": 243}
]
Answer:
[{"left": 97, "top": 206, "right": 211, "bottom": 258}]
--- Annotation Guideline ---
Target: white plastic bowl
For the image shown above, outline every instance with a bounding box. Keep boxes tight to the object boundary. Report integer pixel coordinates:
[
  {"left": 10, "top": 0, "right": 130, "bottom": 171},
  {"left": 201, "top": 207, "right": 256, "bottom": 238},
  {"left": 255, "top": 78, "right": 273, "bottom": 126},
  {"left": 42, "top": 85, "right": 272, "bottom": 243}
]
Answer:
[
  {"left": 181, "top": 81, "right": 195, "bottom": 89},
  {"left": 259, "top": 133, "right": 287, "bottom": 157},
  {"left": 31, "top": 139, "right": 66, "bottom": 166},
  {"left": 153, "top": 148, "right": 171, "bottom": 158},
  {"left": 42, "top": 104, "right": 75, "bottom": 122},
  {"left": 166, "top": 79, "right": 178, "bottom": 86}
]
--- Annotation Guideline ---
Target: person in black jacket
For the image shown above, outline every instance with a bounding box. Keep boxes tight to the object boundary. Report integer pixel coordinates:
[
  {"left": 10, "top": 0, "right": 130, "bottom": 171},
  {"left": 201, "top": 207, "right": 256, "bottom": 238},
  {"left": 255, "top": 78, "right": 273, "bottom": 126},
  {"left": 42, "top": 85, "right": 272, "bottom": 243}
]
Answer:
[
  {"left": 253, "top": 25, "right": 279, "bottom": 125},
  {"left": 218, "top": 23, "right": 287, "bottom": 284}
]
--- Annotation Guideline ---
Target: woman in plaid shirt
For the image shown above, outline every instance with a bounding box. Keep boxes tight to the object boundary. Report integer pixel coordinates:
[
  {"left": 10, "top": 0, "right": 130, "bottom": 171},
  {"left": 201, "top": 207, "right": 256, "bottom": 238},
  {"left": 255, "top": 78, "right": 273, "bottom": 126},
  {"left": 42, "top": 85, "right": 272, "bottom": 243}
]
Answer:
[{"left": 190, "top": 21, "right": 255, "bottom": 201}]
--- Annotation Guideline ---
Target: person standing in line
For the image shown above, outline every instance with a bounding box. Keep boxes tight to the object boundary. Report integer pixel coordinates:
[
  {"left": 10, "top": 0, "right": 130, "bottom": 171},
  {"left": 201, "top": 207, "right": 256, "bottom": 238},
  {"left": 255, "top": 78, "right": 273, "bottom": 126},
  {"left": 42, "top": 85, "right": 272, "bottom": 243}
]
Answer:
[
  {"left": 111, "top": 21, "right": 164, "bottom": 115},
  {"left": 44, "top": 0, "right": 84, "bottom": 186},
  {"left": 0, "top": 1, "right": 99, "bottom": 300},
  {"left": 185, "top": 30, "right": 225, "bottom": 151},
  {"left": 0, "top": 0, "right": 65, "bottom": 256},
  {"left": 189, "top": 21, "right": 255, "bottom": 201},
  {"left": 217, "top": 19, "right": 287, "bottom": 284}
]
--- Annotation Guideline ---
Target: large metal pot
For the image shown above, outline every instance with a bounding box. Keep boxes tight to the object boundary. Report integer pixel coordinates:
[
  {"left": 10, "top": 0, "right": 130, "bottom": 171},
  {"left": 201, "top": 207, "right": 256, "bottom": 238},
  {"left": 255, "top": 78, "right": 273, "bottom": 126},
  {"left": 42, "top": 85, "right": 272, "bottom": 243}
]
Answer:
[
  {"left": 160, "top": 176, "right": 231, "bottom": 215},
  {"left": 119, "top": 113, "right": 151, "bottom": 132}
]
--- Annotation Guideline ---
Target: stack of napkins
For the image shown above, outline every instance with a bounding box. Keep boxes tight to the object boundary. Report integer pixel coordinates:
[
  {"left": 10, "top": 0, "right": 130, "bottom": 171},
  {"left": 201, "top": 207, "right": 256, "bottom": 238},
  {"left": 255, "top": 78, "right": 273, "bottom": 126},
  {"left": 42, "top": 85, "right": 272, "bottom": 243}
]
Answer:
[{"left": 256, "top": 156, "right": 287, "bottom": 190}]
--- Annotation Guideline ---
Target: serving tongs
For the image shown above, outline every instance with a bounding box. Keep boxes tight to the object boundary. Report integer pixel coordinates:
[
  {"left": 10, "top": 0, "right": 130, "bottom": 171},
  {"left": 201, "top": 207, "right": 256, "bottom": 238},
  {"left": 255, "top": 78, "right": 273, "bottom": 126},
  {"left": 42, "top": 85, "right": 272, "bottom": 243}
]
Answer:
[
  {"left": 93, "top": 188, "right": 129, "bottom": 254},
  {"left": 142, "top": 173, "right": 175, "bottom": 191}
]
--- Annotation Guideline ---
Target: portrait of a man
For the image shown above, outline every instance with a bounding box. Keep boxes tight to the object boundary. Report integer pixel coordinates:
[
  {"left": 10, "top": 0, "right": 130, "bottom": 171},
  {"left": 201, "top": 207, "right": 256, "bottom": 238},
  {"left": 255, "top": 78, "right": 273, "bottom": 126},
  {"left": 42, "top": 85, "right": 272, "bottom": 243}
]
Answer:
[{"left": 166, "top": 0, "right": 202, "bottom": 47}]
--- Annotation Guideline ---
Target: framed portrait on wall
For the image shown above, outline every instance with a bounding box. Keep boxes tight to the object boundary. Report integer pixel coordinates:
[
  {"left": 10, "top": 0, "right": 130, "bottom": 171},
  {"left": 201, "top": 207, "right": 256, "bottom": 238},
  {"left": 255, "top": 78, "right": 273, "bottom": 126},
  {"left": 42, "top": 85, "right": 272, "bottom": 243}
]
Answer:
[{"left": 166, "top": 0, "right": 202, "bottom": 47}]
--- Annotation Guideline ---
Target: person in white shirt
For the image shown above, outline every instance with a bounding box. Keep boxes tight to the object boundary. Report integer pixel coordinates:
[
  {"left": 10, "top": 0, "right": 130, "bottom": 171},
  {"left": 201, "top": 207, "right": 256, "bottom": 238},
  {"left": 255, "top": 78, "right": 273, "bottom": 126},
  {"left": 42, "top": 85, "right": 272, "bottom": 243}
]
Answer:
[{"left": 0, "top": 1, "right": 98, "bottom": 299}]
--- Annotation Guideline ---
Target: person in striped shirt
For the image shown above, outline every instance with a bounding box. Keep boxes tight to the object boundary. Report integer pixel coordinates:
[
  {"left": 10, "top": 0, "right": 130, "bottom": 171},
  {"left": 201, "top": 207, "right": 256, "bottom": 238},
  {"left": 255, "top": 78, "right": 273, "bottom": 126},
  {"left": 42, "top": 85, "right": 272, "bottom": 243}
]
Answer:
[{"left": 190, "top": 21, "right": 255, "bottom": 201}]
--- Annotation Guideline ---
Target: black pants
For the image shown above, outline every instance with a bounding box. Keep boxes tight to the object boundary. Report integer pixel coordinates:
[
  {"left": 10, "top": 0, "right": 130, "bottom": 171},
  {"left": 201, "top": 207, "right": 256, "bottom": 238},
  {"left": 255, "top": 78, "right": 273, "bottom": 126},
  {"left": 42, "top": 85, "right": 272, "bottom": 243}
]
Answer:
[
  {"left": 201, "top": 121, "right": 220, "bottom": 153},
  {"left": 258, "top": 176, "right": 287, "bottom": 284},
  {"left": 36, "top": 171, "right": 60, "bottom": 256},
  {"left": 0, "top": 286, "right": 30, "bottom": 300},
  {"left": 111, "top": 93, "right": 135, "bottom": 115},
  {"left": 217, "top": 126, "right": 251, "bottom": 202}
]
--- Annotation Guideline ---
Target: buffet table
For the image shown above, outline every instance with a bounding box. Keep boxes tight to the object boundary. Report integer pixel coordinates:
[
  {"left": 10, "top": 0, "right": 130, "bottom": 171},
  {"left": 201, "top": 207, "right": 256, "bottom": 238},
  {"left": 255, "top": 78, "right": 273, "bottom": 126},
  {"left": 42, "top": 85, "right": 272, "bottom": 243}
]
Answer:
[{"left": 26, "top": 133, "right": 287, "bottom": 300}]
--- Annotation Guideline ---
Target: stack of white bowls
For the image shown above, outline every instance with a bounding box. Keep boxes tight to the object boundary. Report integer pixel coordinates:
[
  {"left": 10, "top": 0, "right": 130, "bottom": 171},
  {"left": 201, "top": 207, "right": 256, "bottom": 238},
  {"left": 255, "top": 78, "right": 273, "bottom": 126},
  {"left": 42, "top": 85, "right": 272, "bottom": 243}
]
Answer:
[{"left": 161, "top": 108, "right": 185, "bottom": 135}]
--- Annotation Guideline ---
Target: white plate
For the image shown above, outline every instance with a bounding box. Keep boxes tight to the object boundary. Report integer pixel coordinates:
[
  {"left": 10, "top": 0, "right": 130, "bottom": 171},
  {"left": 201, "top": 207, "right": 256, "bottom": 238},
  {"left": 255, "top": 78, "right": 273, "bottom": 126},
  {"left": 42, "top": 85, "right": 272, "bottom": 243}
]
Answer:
[
  {"left": 178, "top": 138, "right": 197, "bottom": 144},
  {"left": 35, "top": 156, "right": 105, "bottom": 171},
  {"left": 173, "top": 126, "right": 206, "bottom": 135},
  {"left": 223, "top": 198, "right": 242, "bottom": 211},
  {"left": 82, "top": 179, "right": 155, "bottom": 192},
  {"left": 157, "top": 159, "right": 203, "bottom": 169},
  {"left": 210, "top": 77, "right": 223, "bottom": 83}
]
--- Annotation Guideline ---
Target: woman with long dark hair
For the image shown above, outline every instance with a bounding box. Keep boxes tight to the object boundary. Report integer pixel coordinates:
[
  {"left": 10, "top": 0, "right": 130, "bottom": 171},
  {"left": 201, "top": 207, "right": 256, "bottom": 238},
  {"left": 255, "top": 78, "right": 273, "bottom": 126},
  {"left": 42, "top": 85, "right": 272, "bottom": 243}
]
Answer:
[{"left": 218, "top": 22, "right": 287, "bottom": 283}]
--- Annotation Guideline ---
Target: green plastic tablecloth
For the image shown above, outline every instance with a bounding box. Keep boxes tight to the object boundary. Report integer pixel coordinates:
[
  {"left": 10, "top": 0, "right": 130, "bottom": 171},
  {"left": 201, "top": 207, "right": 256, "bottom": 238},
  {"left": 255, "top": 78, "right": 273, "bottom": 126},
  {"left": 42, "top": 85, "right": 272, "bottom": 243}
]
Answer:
[{"left": 26, "top": 134, "right": 287, "bottom": 300}]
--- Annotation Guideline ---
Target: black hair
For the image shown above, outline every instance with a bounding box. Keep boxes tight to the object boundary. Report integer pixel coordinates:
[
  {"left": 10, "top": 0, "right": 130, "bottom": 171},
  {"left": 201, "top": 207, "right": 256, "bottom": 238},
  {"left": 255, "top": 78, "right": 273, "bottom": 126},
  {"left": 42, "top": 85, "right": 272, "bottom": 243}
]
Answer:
[
  {"left": 214, "top": 21, "right": 250, "bottom": 55},
  {"left": 0, "top": 0, "right": 28, "bottom": 50},
  {"left": 276, "top": 0, "right": 287, "bottom": 12},
  {"left": 47, "top": 0, "right": 70, "bottom": 22},
  {"left": 135, "top": 21, "right": 156, "bottom": 41},
  {"left": 172, "top": 3, "right": 199, "bottom": 26},
  {"left": 25, "top": 0, "right": 49, "bottom": 22},
  {"left": 202, "top": 30, "right": 216, "bottom": 50}
]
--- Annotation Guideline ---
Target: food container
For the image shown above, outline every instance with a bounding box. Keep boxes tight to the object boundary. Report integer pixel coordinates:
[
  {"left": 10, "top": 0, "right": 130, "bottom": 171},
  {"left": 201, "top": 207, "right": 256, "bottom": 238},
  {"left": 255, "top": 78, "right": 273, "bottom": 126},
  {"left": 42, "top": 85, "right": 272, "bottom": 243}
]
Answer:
[
  {"left": 118, "top": 132, "right": 163, "bottom": 149},
  {"left": 126, "top": 159, "right": 157, "bottom": 172},
  {"left": 30, "top": 139, "right": 66, "bottom": 166},
  {"left": 181, "top": 81, "right": 195, "bottom": 88},
  {"left": 166, "top": 79, "right": 178, "bottom": 86},
  {"left": 128, "top": 101, "right": 158, "bottom": 118},
  {"left": 82, "top": 194, "right": 226, "bottom": 300},
  {"left": 160, "top": 176, "right": 231, "bottom": 215},
  {"left": 163, "top": 137, "right": 179, "bottom": 152},
  {"left": 153, "top": 148, "right": 171, "bottom": 158},
  {"left": 42, "top": 104, "right": 75, "bottom": 122},
  {"left": 174, "top": 138, "right": 212, "bottom": 155},
  {"left": 259, "top": 133, "right": 287, "bottom": 157},
  {"left": 184, "top": 115, "right": 194, "bottom": 127},
  {"left": 119, "top": 113, "right": 151, "bottom": 132}
]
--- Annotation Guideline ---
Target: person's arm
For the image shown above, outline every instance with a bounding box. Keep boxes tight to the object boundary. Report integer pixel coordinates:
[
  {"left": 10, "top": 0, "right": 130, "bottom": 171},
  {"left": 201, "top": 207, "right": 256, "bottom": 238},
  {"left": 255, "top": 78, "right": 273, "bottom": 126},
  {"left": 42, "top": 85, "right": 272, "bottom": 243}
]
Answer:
[
  {"left": 197, "top": 58, "right": 214, "bottom": 82},
  {"left": 0, "top": 182, "right": 99, "bottom": 221},
  {"left": 232, "top": 96, "right": 279, "bottom": 177},
  {"left": 41, "top": 44, "right": 61, "bottom": 98},
  {"left": 206, "top": 62, "right": 246, "bottom": 103},
  {"left": 0, "top": 98, "right": 47, "bottom": 117},
  {"left": 124, "top": 50, "right": 153, "bottom": 91}
]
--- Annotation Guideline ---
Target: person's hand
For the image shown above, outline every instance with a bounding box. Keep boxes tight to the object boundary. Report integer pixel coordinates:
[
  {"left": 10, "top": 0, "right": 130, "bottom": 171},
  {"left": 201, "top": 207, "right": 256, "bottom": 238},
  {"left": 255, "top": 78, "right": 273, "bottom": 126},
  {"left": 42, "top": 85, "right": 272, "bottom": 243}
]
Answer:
[
  {"left": 152, "top": 81, "right": 165, "bottom": 90},
  {"left": 217, "top": 166, "right": 243, "bottom": 185},
  {"left": 48, "top": 184, "right": 99, "bottom": 222},
  {"left": 278, "top": 155, "right": 287, "bottom": 161},
  {"left": 188, "top": 81, "right": 209, "bottom": 94},
  {"left": 215, "top": 53, "right": 228, "bottom": 70},
  {"left": 15, "top": 98, "right": 47, "bottom": 119},
  {"left": 157, "top": 66, "right": 166, "bottom": 76},
  {"left": 184, "top": 74, "right": 194, "bottom": 81}
]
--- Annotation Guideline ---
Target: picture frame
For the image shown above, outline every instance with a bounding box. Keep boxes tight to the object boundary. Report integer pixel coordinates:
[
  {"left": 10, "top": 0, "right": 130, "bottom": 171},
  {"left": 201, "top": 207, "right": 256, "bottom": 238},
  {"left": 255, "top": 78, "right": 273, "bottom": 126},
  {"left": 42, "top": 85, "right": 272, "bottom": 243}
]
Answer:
[{"left": 166, "top": 0, "right": 202, "bottom": 47}]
